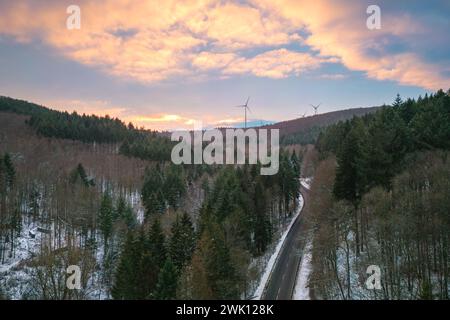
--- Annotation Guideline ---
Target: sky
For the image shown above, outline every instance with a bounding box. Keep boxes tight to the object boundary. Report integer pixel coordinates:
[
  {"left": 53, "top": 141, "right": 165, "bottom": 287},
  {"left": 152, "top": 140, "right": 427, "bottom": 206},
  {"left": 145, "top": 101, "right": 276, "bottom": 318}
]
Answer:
[{"left": 0, "top": 0, "right": 449, "bottom": 130}]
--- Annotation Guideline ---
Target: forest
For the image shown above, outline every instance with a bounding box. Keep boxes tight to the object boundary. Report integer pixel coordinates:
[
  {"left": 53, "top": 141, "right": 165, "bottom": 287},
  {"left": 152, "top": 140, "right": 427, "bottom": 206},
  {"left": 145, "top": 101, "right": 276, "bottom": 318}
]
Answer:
[
  {"left": 0, "top": 101, "right": 301, "bottom": 299},
  {"left": 309, "top": 90, "right": 449, "bottom": 299},
  {"left": 1, "top": 90, "right": 448, "bottom": 300},
  {"left": 0, "top": 96, "right": 173, "bottom": 161}
]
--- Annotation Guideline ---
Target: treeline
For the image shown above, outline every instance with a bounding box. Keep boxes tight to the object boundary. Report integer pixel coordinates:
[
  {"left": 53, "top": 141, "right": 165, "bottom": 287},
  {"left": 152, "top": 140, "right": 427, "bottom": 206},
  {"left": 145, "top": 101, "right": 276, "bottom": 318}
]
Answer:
[
  {"left": 0, "top": 96, "right": 173, "bottom": 160},
  {"left": 119, "top": 133, "right": 173, "bottom": 161},
  {"left": 310, "top": 90, "right": 450, "bottom": 299},
  {"left": 280, "top": 125, "right": 323, "bottom": 146},
  {"left": 112, "top": 151, "right": 301, "bottom": 299}
]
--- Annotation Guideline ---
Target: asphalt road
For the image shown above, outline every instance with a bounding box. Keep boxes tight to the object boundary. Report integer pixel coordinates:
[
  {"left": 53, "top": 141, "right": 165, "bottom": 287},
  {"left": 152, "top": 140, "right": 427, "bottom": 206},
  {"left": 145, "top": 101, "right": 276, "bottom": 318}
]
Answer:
[{"left": 262, "top": 185, "right": 309, "bottom": 300}]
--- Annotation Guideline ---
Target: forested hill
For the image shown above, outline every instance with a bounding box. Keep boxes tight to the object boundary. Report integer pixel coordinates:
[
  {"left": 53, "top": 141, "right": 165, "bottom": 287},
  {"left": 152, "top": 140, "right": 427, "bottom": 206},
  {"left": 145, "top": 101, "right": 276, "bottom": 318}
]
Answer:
[
  {"left": 265, "top": 106, "right": 379, "bottom": 145},
  {"left": 0, "top": 96, "right": 173, "bottom": 161},
  {"left": 317, "top": 89, "right": 450, "bottom": 187},
  {"left": 309, "top": 89, "right": 450, "bottom": 299}
]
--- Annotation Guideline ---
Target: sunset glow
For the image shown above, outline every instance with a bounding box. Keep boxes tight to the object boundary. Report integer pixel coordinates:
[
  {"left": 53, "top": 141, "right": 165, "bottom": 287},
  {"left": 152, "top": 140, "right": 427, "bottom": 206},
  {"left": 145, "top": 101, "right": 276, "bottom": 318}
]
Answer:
[{"left": 1, "top": 0, "right": 449, "bottom": 130}]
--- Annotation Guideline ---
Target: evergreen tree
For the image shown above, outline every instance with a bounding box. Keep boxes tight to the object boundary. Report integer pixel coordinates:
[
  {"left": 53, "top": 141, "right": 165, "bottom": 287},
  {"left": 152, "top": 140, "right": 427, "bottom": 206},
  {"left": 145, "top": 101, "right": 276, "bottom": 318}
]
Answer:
[
  {"left": 112, "top": 232, "right": 142, "bottom": 299},
  {"left": 333, "top": 118, "right": 368, "bottom": 203},
  {"left": 169, "top": 213, "right": 196, "bottom": 271},
  {"left": 141, "top": 167, "right": 166, "bottom": 218},
  {"left": 69, "top": 163, "right": 94, "bottom": 187},
  {"left": 122, "top": 204, "right": 136, "bottom": 229},
  {"left": 197, "top": 220, "right": 240, "bottom": 299},
  {"left": 2, "top": 153, "right": 15, "bottom": 189},
  {"left": 114, "top": 196, "right": 126, "bottom": 222},
  {"left": 147, "top": 218, "right": 166, "bottom": 268},
  {"left": 163, "top": 164, "right": 186, "bottom": 209},
  {"left": 290, "top": 151, "right": 301, "bottom": 178},
  {"left": 139, "top": 219, "right": 166, "bottom": 298},
  {"left": 99, "top": 193, "right": 113, "bottom": 247},
  {"left": 253, "top": 178, "right": 271, "bottom": 255},
  {"left": 154, "top": 258, "right": 178, "bottom": 299},
  {"left": 393, "top": 93, "right": 403, "bottom": 107}
]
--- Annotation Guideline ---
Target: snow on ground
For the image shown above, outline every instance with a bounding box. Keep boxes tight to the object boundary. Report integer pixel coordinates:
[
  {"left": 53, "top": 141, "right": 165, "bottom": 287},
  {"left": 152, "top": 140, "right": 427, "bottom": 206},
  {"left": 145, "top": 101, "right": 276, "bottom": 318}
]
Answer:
[
  {"left": 127, "top": 190, "right": 145, "bottom": 224},
  {"left": 293, "top": 239, "right": 312, "bottom": 300},
  {"left": 0, "top": 217, "right": 111, "bottom": 299},
  {"left": 252, "top": 190, "right": 305, "bottom": 300},
  {"left": 0, "top": 218, "right": 55, "bottom": 299},
  {"left": 0, "top": 219, "right": 46, "bottom": 274}
]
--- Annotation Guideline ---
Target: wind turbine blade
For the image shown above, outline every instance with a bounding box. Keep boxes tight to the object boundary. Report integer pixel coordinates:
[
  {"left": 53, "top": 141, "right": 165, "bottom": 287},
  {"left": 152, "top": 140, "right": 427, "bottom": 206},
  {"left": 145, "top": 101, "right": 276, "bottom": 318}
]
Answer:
[{"left": 245, "top": 96, "right": 250, "bottom": 106}]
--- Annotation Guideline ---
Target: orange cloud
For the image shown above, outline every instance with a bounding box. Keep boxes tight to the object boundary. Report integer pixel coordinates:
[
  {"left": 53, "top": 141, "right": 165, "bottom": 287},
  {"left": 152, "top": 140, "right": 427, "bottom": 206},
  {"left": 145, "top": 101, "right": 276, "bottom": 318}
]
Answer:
[
  {"left": 215, "top": 117, "right": 244, "bottom": 125},
  {"left": 224, "top": 49, "right": 334, "bottom": 78},
  {"left": 252, "top": 0, "right": 449, "bottom": 90}
]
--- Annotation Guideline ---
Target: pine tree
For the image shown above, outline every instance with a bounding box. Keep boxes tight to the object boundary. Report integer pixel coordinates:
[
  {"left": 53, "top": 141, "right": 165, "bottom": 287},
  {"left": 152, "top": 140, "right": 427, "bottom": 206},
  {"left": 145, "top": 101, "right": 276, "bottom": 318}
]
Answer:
[
  {"left": 2, "top": 153, "right": 15, "bottom": 189},
  {"left": 69, "top": 163, "right": 93, "bottom": 187},
  {"left": 114, "top": 196, "right": 126, "bottom": 222},
  {"left": 99, "top": 193, "right": 113, "bottom": 247},
  {"left": 290, "top": 151, "right": 301, "bottom": 178},
  {"left": 139, "top": 219, "right": 166, "bottom": 298},
  {"left": 393, "top": 93, "right": 403, "bottom": 107},
  {"left": 141, "top": 167, "right": 166, "bottom": 218},
  {"left": 163, "top": 164, "right": 186, "bottom": 209},
  {"left": 333, "top": 118, "right": 368, "bottom": 203},
  {"left": 147, "top": 218, "right": 167, "bottom": 268},
  {"left": 196, "top": 220, "right": 240, "bottom": 299},
  {"left": 122, "top": 204, "right": 136, "bottom": 229},
  {"left": 333, "top": 118, "right": 369, "bottom": 256},
  {"left": 154, "top": 258, "right": 178, "bottom": 299},
  {"left": 253, "top": 178, "right": 271, "bottom": 255},
  {"left": 112, "top": 232, "right": 142, "bottom": 299},
  {"left": 169, "top": 213, "right": 196, "bottom": 271}
]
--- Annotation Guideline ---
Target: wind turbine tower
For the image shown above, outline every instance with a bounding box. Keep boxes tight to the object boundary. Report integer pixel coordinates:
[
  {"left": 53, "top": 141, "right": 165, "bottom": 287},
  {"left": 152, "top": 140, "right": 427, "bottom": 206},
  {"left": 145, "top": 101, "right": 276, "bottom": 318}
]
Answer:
[
  {"left": 235, "top": 97, "right": 251, "bottom": 128},
  {"left": 310, "top": 103, "right": 321, "bottom": 116}
]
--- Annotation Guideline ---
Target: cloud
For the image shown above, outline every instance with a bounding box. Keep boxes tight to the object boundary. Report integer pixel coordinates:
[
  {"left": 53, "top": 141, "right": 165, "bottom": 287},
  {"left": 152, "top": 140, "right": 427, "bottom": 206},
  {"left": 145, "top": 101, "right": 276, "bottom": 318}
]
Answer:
[
  {"left": 192, "top": 48, "right": 330, "bottom": 78},
  {"left": 224, "top": 48, "right": 333, "bottom": 78},
  {"left": 214, "top": 117, "right": 243, "bottom": 125},
  {"left": 319, "top": 73, "right": 348, "bottom": 80},
  {"left": 0, "top": 0, "right": 449, "bottom": 89},
  {"left": 187, "top": 2, "right": 300, "bottom": 49},
  {"left": 192, "top": 52, "right": 237, "bottom": 70},
  {"left": 252, "top": 0, "right": 450, "bottom": 90}
]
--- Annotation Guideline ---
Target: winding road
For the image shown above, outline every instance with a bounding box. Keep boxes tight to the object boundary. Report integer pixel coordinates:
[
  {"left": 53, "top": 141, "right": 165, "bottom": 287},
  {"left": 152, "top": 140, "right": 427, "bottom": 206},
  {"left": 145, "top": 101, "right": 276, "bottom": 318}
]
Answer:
[{"left": 262, "top": 184, "right": 310, "bottom": 300}]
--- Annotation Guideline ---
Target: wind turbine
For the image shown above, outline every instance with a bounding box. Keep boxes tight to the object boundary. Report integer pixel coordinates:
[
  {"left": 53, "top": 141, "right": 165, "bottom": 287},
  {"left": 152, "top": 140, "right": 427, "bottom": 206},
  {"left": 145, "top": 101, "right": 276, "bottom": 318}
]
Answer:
[
  {"left": 310, "top": 103, "right": 321, "bottom": 115},
  {"left": 235, "top": 97, "right": 251, "bottom": 128},
  {"left": 300, "top": 112, "right": 307, "bottom": 118}
]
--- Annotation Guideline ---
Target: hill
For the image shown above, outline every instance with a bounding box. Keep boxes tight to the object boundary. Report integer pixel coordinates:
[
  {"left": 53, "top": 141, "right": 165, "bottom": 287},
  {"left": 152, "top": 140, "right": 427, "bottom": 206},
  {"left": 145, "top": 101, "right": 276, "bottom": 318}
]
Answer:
[{"left": 263, "top": 107, "right": 379, "bottom": 145}]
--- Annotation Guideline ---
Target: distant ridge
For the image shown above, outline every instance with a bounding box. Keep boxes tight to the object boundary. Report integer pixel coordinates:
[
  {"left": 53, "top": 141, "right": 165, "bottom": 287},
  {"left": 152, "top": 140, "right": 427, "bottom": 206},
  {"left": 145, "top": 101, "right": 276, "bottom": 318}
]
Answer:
[{"left": 261, "top": 107, "right": 380, "bottom": 145}]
